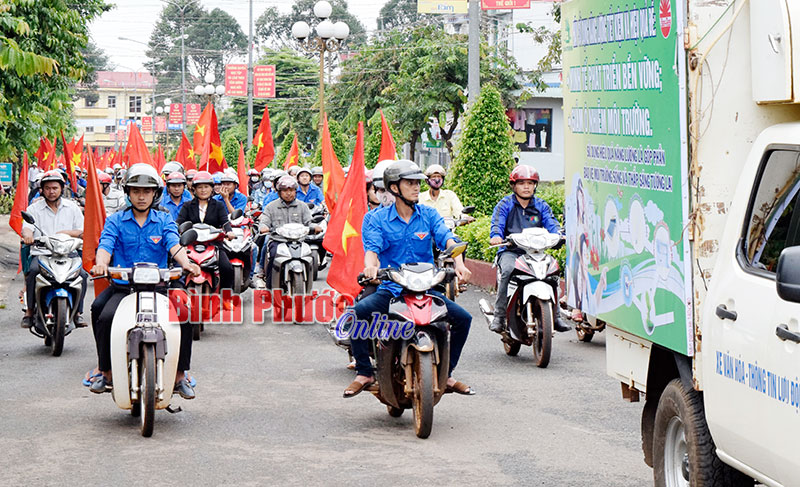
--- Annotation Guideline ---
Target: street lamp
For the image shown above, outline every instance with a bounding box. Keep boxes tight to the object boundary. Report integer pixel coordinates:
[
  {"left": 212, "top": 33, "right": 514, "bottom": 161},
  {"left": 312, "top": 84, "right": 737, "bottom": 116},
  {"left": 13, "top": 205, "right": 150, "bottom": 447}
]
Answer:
[
  {"left": 291, "top": 0, "right": 349, "bottom": 132},
  {"left": 155, "top": 98, "right": 173, "bottom": 152},
  {"left": 194, "top": 71, "right": 225, "bottom": 105}
]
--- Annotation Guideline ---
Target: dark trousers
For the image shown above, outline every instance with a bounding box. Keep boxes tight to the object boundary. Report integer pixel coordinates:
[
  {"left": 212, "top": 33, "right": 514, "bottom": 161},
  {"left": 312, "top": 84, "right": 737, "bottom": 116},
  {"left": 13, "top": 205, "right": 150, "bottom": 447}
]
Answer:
[
  {"left": 350, "top": 288, "right": 471, "bottom": 377},
  {"left": 215, "top": 243, "right": 234, "bottom": 290},
  {"left": 261, "top": 240, "right": 279, "bottom": 287},
  {"left": 26, "top": 257, "right": 88, "bottom": 314},
  {"left": 91, "top": 284, "right": 192, "bottom": 373},
  {"left": 494, "top": 251, "right": 520, "bottom": 319}
]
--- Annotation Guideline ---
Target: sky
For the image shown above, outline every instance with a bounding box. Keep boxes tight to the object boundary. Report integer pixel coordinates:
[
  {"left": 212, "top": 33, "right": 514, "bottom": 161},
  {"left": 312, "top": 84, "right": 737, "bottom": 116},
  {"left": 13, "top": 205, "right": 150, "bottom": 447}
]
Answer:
[{"left": 89, "top": 0, "right": 386, "bottom": 72}]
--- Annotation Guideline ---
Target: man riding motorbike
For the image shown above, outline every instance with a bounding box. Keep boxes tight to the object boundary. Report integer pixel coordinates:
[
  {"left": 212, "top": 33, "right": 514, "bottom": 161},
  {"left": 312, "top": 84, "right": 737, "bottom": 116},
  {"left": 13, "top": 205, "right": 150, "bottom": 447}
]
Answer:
[
  {"left": 343, "top": 160, "right": 475, "bottom": 398},
  {"left": 365, "top": 169, "right": 380, "bottom": 211},
  {"left": 215, "top": 168, "right": 248, "bottom": 213},
  {"left": 419, "top": 164, "right": 470, "bottom": 220},
  {"left": 99, "top": 172, "right": 126, "bottom": 215},
  {"left": 87, "top": 163, "right": 201, "bottom": 397},
  {"left": 251, "top": 168, "right": 272, "bottom": 205},
  {"left": 257, "top": 175, "right": 320, "bottom": 287},
  {"left": 295, "top": 167, "right": 324, "bottom": 206},
  {"left": 162, "top": 172, "right": 192, "bottom": 221},
  {"left": 20, "top": 170, "right": 88, "bottom": 329},
  {"left": 261, "top": 169, "right": 287, "bottom": 207},
  {"left": 311, "top": 166, "right": 324, "bottom": 188},
  {"left": 186, "top": 169, "right": 197, "bottom": 192},
  {"left": 488, "top": 165, "right": 571, "bottom": 334}
]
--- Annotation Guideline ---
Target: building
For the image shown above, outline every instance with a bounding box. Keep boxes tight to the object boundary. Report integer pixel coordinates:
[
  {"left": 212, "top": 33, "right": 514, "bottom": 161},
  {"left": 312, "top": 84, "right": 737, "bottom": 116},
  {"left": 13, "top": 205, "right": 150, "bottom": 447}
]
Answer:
[{"left": 73, "top": 71, "right": 156, "bottom": 151}]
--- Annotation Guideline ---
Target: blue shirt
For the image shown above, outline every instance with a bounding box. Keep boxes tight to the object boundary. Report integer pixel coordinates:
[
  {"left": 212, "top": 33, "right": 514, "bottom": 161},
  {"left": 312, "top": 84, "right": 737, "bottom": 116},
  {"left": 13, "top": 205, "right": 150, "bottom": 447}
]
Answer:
[
  {"left": 162, "top": 192, "right": 193, "bottom": 221},
  {"left": 98, "top": 208, "right": 181, "bottom": 283},
  {"left": 297, "top": 184, "right": 324, "bottom": 206},
  {"left": 362, "top": 203, "right": 456, "bottom": 295},
  {"left": 490, "top": 194, "right": 561, "bottom": 253},
  {"left": 214, "top": 190, "right": 248, "bottom": 212},
  {"left": 262, "top": 190, "right": 279, "bottom": 207},
  {"left": 162, "top": 187, "right": 191, "bottom": 203}
]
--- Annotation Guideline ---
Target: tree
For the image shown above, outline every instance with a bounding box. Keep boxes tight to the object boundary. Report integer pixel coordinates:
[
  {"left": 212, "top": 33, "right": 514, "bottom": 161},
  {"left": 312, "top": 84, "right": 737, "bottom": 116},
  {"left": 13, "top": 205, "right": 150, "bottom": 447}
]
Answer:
[
  {"left": 255, "top": 0, "right": 366, "bottom": 49},
  {"left": 312, "top": 118, "right": 350, "bottom": 167},
  {"left": 515, "top": 2, "right": 562, "bottom": 94},
  {"left": 275, "top": 129, "right": 298, "bottom": 169},
  {"left": 221, "top": 127, "right": 245, "bottom": 169},
  {"left": 76, "top": 40, "right": 113, "bottom": 106},
  {"left": 0, "top": 0, "right": 109, "bottom": 161},
  {"left": 377, "top": 0, "right": 438, "bottom": 31},
  {"left": 448, "top": 85, "right": 516, "bottom": 216}
]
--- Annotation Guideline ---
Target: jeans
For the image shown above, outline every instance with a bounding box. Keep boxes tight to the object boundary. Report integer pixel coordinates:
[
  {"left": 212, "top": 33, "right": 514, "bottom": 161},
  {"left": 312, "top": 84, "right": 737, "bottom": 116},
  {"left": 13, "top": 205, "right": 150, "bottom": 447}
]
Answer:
[
  {"left": 26, "top": 257, "right": 88, "bottom": 315},
  {"left": 350, "top": 288, "right": 472, "bottom": 377},
  {"left": 91, "top": 283, "right": 193, "bottom": 372},
  {"left": 493, "top": 251, "right": 520, "bottom": 320}
]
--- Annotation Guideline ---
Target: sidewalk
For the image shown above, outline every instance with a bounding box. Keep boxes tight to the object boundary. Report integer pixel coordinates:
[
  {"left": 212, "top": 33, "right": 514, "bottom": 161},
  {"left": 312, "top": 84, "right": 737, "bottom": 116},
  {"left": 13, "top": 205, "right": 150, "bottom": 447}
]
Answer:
[{"left": 0, "top": 214, "right": 24, "bottom": 310}]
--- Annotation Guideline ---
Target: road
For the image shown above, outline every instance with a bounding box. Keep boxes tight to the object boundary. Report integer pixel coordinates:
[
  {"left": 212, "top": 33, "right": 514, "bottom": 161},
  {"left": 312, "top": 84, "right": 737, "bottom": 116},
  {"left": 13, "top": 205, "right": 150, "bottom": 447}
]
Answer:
[{"left": 0, "top": 221, "right": 651, "bottom": 486}]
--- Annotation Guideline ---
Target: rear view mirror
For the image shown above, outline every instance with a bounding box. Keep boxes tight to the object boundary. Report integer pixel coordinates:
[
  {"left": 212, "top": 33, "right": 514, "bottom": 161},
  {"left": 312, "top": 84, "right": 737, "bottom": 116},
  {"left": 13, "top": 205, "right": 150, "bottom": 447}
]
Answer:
[
  {"left": 462, "top": 206, "right": 475, "bottom": 215},
  {"left": 178, "top": 221, "right": 193, "bottom": 234},
  {"left": 180, "top": 229, "right": 198, "bottom": 247},
  {"left": 443, "top": 242, "right": 468, "bottom": 259},
  {"left": 312, "top": 215, "right": 325, "bottom": 223},
  {"left": 307, "top": 202, "right": 315, "bottom": 209},
  {"left": 230, "top": 209, "right": 244, "bottom": 220},
  {"left": 21, "top": 211, "right": 35, "bottom": 224},
  {"left": 776, "top": 246, "right": 800, "bottom": 302}
]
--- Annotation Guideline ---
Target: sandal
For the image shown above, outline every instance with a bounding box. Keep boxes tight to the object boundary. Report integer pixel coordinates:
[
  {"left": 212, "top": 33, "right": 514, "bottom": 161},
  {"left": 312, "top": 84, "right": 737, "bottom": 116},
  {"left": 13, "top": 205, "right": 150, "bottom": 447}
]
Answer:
[
  {"left": 82, "top": 370, "right": 103, "bottom": 387},
  {"left": 445, "top": 381, "right": 476, "bottom": 395},
  {"left": 343, "top": 378, "right": 375, "bottom": 398}
]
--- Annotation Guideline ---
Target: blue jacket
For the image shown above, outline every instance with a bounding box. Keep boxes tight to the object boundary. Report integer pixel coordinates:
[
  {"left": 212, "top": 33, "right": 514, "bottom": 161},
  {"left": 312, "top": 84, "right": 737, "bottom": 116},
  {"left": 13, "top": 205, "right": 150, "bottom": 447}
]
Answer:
[
  {"left": 491, "top": 194, "right": 561, "bottom": 252},
  {"left": 296, "top": 183, "right": 324, "bottom": 206}
]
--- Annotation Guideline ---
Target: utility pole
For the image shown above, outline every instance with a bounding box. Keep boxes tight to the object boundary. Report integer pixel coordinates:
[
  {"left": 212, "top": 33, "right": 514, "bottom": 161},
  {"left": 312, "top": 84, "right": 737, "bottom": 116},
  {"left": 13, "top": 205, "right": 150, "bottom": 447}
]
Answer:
[
  {"left": 180, "top": 6, "right": 186, "bottom": 130},
  {"left": 247, "top": 0, "right": 254, "bottom": 148},
  {"left": 467, "top": 0, "right": 480, "bottom": 104}
]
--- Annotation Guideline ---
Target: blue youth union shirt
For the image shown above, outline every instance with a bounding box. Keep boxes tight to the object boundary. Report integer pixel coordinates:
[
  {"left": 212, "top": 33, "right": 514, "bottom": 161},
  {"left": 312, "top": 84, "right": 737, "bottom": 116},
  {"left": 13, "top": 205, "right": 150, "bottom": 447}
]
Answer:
[
  {"left": 262, "top": 190, "right": 279, "bottom": 207},
  {"left": 296, "top": 184, "right": 324, "bottom": 206},
  {"left": 98, "top": 208, "right": 180, "bottom": 283},
  {"left": 362, "top": 204, "right": 455, "bottom": 296},
  {"left": 163, "top": 192, "right": 192, "bottom": 221},
  {"left": 214, "top": 190, "right": 248, "bottom": 212}
]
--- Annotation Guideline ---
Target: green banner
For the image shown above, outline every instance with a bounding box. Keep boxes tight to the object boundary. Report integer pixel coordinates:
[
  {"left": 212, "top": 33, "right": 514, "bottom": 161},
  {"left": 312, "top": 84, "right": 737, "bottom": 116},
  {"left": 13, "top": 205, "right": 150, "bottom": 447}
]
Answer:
[{"left": 562, "top": 0, "right": 693, "bottom": 355}]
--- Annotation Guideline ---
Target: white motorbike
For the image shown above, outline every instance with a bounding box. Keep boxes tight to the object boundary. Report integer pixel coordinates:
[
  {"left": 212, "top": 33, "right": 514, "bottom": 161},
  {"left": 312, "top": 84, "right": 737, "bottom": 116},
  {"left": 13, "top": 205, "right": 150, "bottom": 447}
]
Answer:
[
  {"left": 270, "top": 223, "right": 314, "bottom": 296},
  {"left": 21, "top": 212, "right": 84, "bottom": 356},
  {"left": 104, "top": 228, "right": 195, "bottom": 437}
]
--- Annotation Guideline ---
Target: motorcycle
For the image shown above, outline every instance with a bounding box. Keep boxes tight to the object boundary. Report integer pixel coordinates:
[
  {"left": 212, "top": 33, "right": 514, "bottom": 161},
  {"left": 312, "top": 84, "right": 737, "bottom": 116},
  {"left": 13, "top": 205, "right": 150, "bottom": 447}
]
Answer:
[
  {"left": 20, "top": 211, "right": 84, "bottom": 356},
  {"left": 178, "top": 220, "right": 226, "bottom": 340},
  {"left": 356, "top": 243, "right": 467, "bottom": 439},
  {"left": 102, "top": 232, "right": 194, "bottom": 437},
  {"left": 559, "top": 301, "right": 607, "bottom": 343},
  {"left": 304, "top": 203, "right": 328, "bottom": 281},
  {"left": 270, "top": 223, "right": 314, "bottom": 297},
  {"left": 478, "top": 227, "right": 563, "bottom": 368},
  {"left": 438, "top": 206, "right": 476, "bottom": 301},
  {"left": 221, "top": 209, "right": 253, "bottom": 293}
]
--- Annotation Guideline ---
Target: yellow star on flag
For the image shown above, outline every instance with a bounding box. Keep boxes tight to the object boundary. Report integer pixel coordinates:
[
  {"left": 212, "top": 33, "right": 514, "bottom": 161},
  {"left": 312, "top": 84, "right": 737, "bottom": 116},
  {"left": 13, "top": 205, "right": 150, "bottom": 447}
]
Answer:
[
  {"left": 187, "top": 148, "right": 195, "bottom": 159},
  {"left": 196, "top": 124, "right": 206, "bottom": 137},
  {"left": 209, "top": 142, "right": 223, "bottom": 162},
  {"left": 71, "top": 152, "right": 81, "bottom": 166},
  {"left": 257, "top": 133, "right": 264, "bottom": 150},
  {"left": 43, "top": 151, "right": 49, "bottom": 160},
  {"left": 342, "top": 213, "right": 358, "bottom": 254}
]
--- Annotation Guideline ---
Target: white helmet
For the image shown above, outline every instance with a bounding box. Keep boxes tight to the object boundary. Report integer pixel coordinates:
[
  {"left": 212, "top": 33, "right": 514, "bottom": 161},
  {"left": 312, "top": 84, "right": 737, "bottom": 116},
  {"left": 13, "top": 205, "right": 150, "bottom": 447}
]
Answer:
[
  {"left": 124, "top": 163, "right": 164, "bottom": 206},
  {"left": 372, "top": 159, "right": 395, "bottom": 190},
  {"left": 220, "top": 168, "right": 239, "bottom": 186},
  {"left": 161, "top": 161, "right": 184, "bottom": 177},
  {"left": 424, "top": 164, "right": 447, "bottom": 178}
]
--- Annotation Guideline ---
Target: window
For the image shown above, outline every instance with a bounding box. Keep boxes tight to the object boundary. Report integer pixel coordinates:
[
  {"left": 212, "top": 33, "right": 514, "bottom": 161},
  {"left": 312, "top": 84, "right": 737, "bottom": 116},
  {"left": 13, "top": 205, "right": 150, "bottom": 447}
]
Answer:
[
  {"left": 129, "top": 95, "right": 142, "bottom": 113},
  {"left": 85, "top": 126, "right": 94, "bottom": 133},
  {"left": 742, "top": 149, "right": 800, "bottom": 273},
  {"left": 86, "top": 98, "right": 97, "bottom": 108},
  {"left": 105, "top": 125, "right": 115, "bottom": 133},
  {"left": 107, "top": 95, "right": 116, "bottom": 108},
  {"left": 508, "top": 108, "right": 552, "bottom": 153}
]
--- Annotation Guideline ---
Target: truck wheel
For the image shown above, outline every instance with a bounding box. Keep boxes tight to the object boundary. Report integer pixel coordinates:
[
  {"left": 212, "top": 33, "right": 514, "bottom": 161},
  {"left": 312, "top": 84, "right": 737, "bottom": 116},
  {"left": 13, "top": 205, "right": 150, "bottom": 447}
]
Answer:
[{"left": 653, "top": 379, "right": 752, "bottom": 487}]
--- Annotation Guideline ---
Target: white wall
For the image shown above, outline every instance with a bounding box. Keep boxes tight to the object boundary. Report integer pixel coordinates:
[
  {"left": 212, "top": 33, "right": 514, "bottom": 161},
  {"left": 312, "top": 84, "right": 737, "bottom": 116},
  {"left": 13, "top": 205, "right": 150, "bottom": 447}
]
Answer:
[{"left": 516, "top": 96, "right": 564, "bottom": 182}]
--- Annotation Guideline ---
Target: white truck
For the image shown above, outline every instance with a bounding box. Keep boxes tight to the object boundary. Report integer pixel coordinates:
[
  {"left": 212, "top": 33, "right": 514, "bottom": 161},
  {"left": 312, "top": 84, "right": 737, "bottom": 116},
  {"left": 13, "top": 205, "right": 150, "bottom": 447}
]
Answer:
[{"left": 561, "top": 0, "right": 800, "bottom": 485}]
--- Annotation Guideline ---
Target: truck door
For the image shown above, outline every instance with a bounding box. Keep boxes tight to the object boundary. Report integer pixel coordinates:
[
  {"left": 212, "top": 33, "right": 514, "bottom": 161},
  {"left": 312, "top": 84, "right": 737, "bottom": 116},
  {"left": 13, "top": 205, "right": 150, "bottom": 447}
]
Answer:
[{"left": 703, "top": 146, "right": 800, "bottom": 484}]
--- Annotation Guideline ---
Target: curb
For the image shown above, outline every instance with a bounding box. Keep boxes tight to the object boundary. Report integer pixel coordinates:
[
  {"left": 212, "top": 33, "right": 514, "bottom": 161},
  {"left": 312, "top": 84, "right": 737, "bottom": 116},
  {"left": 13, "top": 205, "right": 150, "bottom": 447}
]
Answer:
[{"left": 464, "top": 258, "right": 496, "bottom": 291}]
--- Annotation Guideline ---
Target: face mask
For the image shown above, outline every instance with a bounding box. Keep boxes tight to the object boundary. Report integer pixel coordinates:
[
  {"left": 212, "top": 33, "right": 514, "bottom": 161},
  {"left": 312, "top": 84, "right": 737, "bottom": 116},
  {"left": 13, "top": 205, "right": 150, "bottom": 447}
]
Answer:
[
  {"left": 428, "top": 177, "right": 443, "bottom": 189},
  {"left": 250, "top": 177, "right": 259, "bottom": 182},
  {"left": 377, "top": 189, "right": 395, "bottom": 207},
  {"left": 265, "top": 181, "right": 272, "bottom": 189}
]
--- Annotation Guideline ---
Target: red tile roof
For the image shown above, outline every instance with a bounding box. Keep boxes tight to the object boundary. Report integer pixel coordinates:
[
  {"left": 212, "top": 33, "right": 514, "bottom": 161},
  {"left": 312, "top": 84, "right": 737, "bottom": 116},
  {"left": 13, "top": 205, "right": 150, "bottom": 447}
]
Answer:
[{"left": 96, "top": 71, "right": 156, "bottom": 89}]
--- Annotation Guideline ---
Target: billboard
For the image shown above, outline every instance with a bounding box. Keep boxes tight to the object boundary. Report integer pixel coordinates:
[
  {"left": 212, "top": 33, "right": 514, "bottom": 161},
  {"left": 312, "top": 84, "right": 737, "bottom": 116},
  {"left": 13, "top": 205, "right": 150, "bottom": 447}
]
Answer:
[
  {"left": 561, "top": 0, "right": 692, "bottom": 355},
  {"left": 417, "top": 0, "right": 468, "bottom": 14},
  {"left": 225, "top": 64, "right": 247, "bottom": 97},
  {"left": 186, "top": 103, "right": 202, "bottom": 124},
  {"left": 169, "top": 104, "right": 183, "bottom": 124},
  {"left": 253, "top": 65, "right": 276, "bottom": 98},
  {"left": 481, "top": 0, "right": 531, "bottom": 9}
]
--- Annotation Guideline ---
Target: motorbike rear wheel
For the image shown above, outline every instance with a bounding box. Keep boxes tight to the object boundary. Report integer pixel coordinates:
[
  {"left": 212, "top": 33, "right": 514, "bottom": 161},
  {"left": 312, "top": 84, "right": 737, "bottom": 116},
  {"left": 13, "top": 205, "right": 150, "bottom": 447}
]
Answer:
[
  {"left": 140, "top": 343, "right": 156, "bottom": 437},
  {"left": 531, "top": 300, "right": 552, "bottom": 368},
  {"left": 444, "top": 278, "right": 458, "bottom": 301},
  {"left": 503, "top": 340, "right": 521, "bottom": 356},
  {"left": 412, "top": 351, "right": 435, "bottom": 439},
  {"left": 576, "top": 326, "right": 594, "bottom": 343},
  {"left": 51, "top": 297, "right": 67, "bottom": 357}
]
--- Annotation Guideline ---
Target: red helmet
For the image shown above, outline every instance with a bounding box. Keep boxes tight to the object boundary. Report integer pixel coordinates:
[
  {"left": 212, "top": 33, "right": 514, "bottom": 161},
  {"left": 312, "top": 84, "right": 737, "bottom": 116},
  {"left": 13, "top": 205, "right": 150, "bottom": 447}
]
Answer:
[
  {"left": 98, "top": 172, "right": 113, "bottom": 184},
  {"left": 509, "top": 165, "right": 540, "bottom": 184},
  {"left": 40, "top": 169, "right": 66, "bottom": 187},
  {"left": 193, "top": 171, "right": 214, "bottom": 186},
  {"left": 166, "top": 172, "right": 187, "bottom": 185},
  {"left": 186, "top": 169, "right": 197, "bottom": 180}
]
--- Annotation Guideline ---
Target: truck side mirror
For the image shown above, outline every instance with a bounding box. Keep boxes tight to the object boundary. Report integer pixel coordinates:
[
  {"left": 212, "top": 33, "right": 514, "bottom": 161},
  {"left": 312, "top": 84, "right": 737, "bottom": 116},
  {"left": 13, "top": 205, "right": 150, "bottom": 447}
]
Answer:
[{"left": 776, "top": 246, "right": 800, "bottom": 302}]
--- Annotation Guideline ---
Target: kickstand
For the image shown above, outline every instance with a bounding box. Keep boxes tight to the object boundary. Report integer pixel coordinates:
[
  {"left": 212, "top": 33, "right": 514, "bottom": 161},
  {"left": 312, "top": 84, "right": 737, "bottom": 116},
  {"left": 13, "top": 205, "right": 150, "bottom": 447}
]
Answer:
[{"left": 166, "top": 404, "right": 183, "bottom": 414}]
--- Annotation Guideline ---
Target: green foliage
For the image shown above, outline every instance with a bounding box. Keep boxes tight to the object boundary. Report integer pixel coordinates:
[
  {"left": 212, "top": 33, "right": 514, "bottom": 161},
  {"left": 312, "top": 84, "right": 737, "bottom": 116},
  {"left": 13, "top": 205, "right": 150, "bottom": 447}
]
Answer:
[
  {"left": 0, "top": 0, "right": 109, "bottom": 161},
  {"left": 221, "top": 131, "right": 242, "bottom": 169},
  {"left": 255, "top": 0, "right": 366, "bottom": 49},
  {"left": 0, "top": 192, "right": 14, "bottom": 214},
  {"left": 515, "top": 3, "right": 561, "bottom": 96},
  {"left": 275, "top": 129, "right": 297, "bottom": 169},
  {"left": 363, "top": 109, "right": 401, "bottom": 169},
  {"left": 378, "top": 0, "right": 439, "bottom": 31},
  {"left": 449, "top": 85, "right": 516, "bottom": 216},
  {"left": 312, "top": 118, "right": 350, "bottom": 167}
]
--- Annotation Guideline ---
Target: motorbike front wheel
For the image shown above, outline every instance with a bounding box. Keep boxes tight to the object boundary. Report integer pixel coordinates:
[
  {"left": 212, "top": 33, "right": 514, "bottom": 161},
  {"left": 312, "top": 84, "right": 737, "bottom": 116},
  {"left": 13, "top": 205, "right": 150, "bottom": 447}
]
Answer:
[
  {"left": 290, "top": 272, "right": 304, "bottom": 297},
  {"left": 233, "top": 265, "right": 243, "bottom": 294},
  {"left": 412, "top": 350, "right": 435, "bottom": 439},
  {"left": 312, "top": 252, "right": 320, "bottom": 281},
  {"left": 531, "top": 300, "right": 552, "bottom": 368},
  {"left": 140, "top": 343, "right": 156, "bottom": 437},
  {"left": 51, "top": 297, "right": 67, "bottom": 357}
]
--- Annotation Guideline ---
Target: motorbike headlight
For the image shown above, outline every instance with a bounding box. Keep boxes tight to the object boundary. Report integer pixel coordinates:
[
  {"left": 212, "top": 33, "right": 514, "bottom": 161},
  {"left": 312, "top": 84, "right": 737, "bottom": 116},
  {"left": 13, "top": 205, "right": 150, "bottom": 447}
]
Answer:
[
  {"left": 405, "top": 269, "right": 435, "bottom": 292},
  {"left": 132, "top": 267, "right": 161, "bottom": 285},
  {"left": 277, "top": 224, "right": 309, "bottom": 240},
  {"left": 38, "top": 262, "right": 55, "bottom": 280},
  {"left": 50, "top": 239, "right": 74, "bottom": 256},
  {"left": 67, "top": 263, "right": 83, "bottom": 280}
]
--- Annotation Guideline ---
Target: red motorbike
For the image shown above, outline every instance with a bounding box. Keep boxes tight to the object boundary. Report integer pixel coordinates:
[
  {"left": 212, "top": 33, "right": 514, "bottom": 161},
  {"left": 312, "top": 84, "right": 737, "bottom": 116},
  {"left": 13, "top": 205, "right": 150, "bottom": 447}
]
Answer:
[
  {"left": 179, "top": 220, "right": 225, "bottom": 340},
  {"left": 223, "top": 209, "right": 255, "bottom": 293}
]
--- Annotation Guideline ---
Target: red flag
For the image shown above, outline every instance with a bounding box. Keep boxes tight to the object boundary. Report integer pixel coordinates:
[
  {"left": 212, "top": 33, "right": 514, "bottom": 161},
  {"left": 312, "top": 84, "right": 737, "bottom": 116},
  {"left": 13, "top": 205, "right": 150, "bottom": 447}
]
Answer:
[
  {"left": 155, "top": 144, "right": 166, "bottom": 172},
  {"left": 378, "top": 110, "right": 397, "bottom": 163},
  {"left": 323, "top": 122, "right": 367, "bottom": 297},
  {"left": 123, "top": 123, "right": 155, "bottom": 168},
  {"left": 9, "top": 151, "right": 30, "bottom": 238},
  {"left": 283, "top": 133, "right": 299, "bottom": 170},
  {"left": 237, "top": 142, "right": 248, "bottom": 197},
  {"left": 176, "top": 131, "right": 196, "bottom": 170},
  {"left": 320, "top": 115, "right": 346, "bottom": 212},
  {"left": 34, "top": 137, "right": 54, "bottom": 171},
  {"left": 60, "top": 132, "right": 80, "bottom": 193},
  {"left": 252, "top": 104, "right": 275, "bottom": 171},
  {"left": 194, "top": 103, "right": 225, "bottom": 173},
  {"left": 110, "top": 148, "right": 122, "bottom": 169},
  {"left": 83, "top": 146, "right": 109, "bottom": 297}
]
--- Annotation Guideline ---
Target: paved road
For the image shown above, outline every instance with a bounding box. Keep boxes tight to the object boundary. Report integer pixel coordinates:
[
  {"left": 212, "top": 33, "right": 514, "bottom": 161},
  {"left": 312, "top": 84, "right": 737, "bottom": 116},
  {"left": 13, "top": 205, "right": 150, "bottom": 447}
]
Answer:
[{"left": 0, "top": 233, "right": 651, "bottom": 486}]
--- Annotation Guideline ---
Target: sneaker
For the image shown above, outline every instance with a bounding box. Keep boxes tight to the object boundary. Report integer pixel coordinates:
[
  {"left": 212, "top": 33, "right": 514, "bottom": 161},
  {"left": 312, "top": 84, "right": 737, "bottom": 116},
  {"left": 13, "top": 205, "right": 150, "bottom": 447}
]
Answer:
[
  {"left": 174, "top": 378, "right": 195, "bottom": 400},
  {"left": 554, "top": 315, "right": 572, "bottom": 332},
  {"left": 489, "top": 316, "right": 506, "bottom": 334},
  {"left": 74, "top": 314, "right": 87, "bottom": 328},
  {"left": 20, "top": 315, "right": 33, "bottom": 329},
  {"left": 90, "top": 375, "right": 112, "bottom": 394}
]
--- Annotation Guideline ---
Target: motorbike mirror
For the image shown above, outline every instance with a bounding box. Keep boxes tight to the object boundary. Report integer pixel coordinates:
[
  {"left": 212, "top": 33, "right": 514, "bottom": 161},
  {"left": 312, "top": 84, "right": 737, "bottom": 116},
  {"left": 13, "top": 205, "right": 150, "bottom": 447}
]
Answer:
[
  {"left": 444, "top": 242, "right": 468, "bottom": 259},
  {"left": 180, "top": 228, "right": 198, "bottom": 247},
  {"left": 230, "top": 208, "right": 244, "bottom": 220},
  {"left": 247, "top": 196, "right": 254, "bottom": 202},
  {"left": 21, "top": 211, "right": 35, "bottom": 224},
  {"left": 462, "top": 205, "right": 475, "bottom": 215},
  {"left": 307, "top": 202, "right": 315, "bottom": 209},
  {"left": 178, "top": 221, "right": 194, "bottom": 234},
  {"left": 312, "top": 215, "right": 325, "bottom": 223}
]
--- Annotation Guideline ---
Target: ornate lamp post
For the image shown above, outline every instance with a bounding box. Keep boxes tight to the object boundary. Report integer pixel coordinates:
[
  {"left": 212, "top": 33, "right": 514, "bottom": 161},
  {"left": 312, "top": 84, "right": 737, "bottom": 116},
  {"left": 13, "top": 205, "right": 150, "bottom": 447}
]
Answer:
[
  {"left": 194, "top": 71, "right": 225, "bottom": 105},
  {"left": 291, "top": 1, "right": 349, "bottom": 132},
  {"left": 155, "top": 97, "right": 172, "bottom": 153}
]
